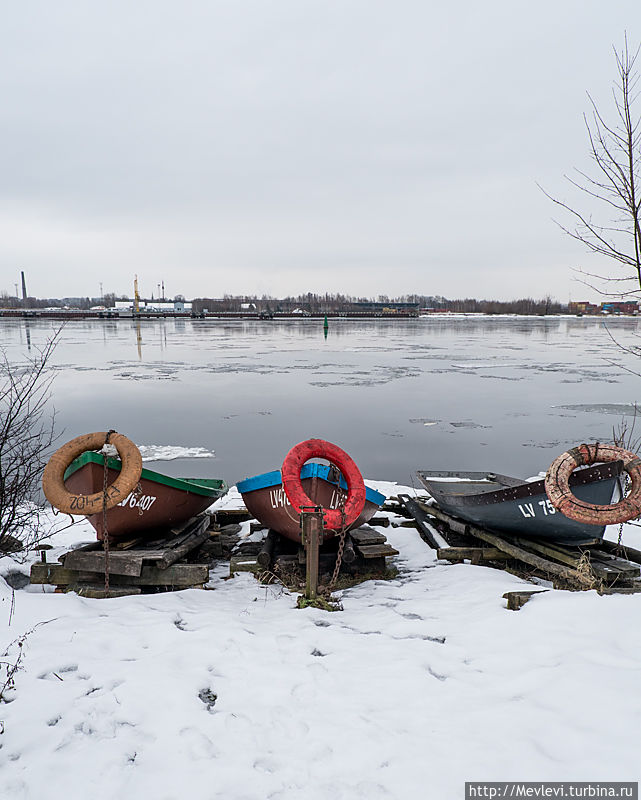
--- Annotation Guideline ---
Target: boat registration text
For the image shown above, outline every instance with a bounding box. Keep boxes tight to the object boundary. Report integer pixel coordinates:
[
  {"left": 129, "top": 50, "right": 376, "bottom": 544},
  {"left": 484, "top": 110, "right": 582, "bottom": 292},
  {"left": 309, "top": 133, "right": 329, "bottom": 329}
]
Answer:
[
  {"left": 518, "top": 499, "right": 556, "bottom": 519},
  {"left": 117, "top": 493, "right": 157, "bottom": 512}
]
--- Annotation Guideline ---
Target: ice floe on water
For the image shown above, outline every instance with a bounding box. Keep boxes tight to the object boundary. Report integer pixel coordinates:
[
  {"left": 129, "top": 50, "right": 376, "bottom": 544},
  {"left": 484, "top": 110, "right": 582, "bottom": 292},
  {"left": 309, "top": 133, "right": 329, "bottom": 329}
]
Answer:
[
  {"left": 137, "top": 445, "right": 216, "bottom": 461},
  {"left": 554, "top": 403, "right": 639, "bottom": 416}
]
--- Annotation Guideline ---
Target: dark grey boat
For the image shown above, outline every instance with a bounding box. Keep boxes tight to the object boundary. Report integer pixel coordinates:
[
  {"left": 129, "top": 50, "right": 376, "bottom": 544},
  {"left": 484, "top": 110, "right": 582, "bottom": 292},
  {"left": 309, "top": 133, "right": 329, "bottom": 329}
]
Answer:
[{"left": 416, "top": 462, "right": 624, "bottom": 545}]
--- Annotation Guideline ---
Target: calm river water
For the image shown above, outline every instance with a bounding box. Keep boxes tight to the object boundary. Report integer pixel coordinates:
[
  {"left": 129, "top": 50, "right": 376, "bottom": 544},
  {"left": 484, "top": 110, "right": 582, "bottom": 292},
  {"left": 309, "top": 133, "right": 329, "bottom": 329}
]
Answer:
[{"left": 2, "top": 315, "right": 641, "bottom": 486}]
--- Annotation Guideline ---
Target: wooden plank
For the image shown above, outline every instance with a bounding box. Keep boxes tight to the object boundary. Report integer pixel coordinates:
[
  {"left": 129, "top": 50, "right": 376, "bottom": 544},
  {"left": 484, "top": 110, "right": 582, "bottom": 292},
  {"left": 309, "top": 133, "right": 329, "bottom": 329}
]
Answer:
[
  {"left": 356, "top": 544, "right": 399, "bottom": 559},
  {"left": 31, "top": 562, "right": 80, "bottom": 585},
  {"left": 586, "top": 551, "right": 640, "bottom": 577},
  {"left": 31, "top": 562, "right": 209, "bottom": 587},
  {"left": 114, "top": 536, "right": 146, "bottom": 550},
  {"left": 514, "top": 538, "right": 640, "bottom": 581},
  {"left": 62, "top": 550, "right": 144, "bottom": 577},
  {"left": 156, "top": 516, "right": 211, "bottom": 569},
  {"left": 212, "top": 509, "right": 252, "bottom": 526},
  {"left": 462, "top": 527, "right": 594, "bottom": 584},
  {"left": 67, "top": 584, "right": 141, "bottom": 598},
  {"left": 382, "top": 502, "right": 405, "bottom": 514},
  {"left": 512, "top": 538, "right": 583, "bottom": 569},
  {"left": 61, "top": 515, "right": 211, "bottom": 576},
  {"left": 230, "top": 556, "right": 260, "bottom": 575},
  {"left": 436, "top": 547, "right": 509, "bottom": 563},
  {"left": 397, "top": 495, "right": 450, "bottom": 549},
  {"left": 350, "top": 528, "right": 387, "bottom": 546},
  {"left": 368, "top": 516, "right": 390, "bottom": 527},
  {"left": 597, "top": 539, "right": 641, "bottom": 566},
  {"left": 250, "top": 522, "right": 267, "bottom": 534},
  {"left": 503, "top": 590, "right": 548, "bottom": 611},
  {"left": 600, "top": 583, "right": 641, "bottom": 595},
  {"left": 413, "top": 498, "right": 468, "bottom": 536},
  {"left": 112, "top": 564, "right": 209, "bottom": 586}
]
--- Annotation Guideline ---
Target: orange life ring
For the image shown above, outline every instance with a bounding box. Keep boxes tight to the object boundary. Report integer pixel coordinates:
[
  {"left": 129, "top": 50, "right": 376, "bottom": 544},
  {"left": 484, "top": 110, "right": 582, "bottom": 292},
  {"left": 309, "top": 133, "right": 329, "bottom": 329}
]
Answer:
[
  {"left": 281, "top": 439, "right": 366, "bottom": 530},
  {"left": 42, "top": 431, "right": 142, "bottom": 516},
  {"left": 545, "top": 443, "right": 641, "bottom": 525}
]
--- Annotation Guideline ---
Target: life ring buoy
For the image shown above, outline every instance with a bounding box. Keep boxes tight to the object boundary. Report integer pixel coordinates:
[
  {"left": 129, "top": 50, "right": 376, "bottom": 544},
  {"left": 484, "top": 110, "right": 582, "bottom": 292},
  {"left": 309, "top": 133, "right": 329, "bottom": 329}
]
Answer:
[
  {"left": 42, "top": 431, "right": 143, "bottom": 516},
  {"left": 545, "top": 443, "right": 641, "bottom": 525},
  {"left": 281, "top": 439, "right": 366, "bottom": 530}
]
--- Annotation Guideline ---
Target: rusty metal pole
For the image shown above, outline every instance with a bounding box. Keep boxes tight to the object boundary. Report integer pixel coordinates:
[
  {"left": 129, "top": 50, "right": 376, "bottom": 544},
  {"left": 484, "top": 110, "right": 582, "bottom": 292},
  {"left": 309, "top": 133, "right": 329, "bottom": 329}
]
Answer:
[{"left": 300, "top": 507, "right": 324, "bottom": 601}]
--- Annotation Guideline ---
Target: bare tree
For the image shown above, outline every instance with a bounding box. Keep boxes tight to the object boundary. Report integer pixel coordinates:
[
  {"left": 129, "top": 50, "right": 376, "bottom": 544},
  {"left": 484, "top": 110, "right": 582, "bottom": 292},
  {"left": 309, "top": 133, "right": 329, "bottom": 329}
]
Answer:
[
  {"left": 0, "top": 330, "right": 60, "bottom": 553},
  {"left": 542, "top": 36, "right": 641, "bottom": 297}
]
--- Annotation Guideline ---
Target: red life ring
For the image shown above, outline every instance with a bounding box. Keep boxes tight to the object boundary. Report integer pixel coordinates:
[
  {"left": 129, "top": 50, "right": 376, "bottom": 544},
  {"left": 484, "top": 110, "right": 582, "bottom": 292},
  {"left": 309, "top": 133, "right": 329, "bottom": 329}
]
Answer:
[
  {"left": 281, "top": 439, "right": 366, "bottom": 530},
  {"left": 545, "top": 443, "right": 641, "bottom": 525}
]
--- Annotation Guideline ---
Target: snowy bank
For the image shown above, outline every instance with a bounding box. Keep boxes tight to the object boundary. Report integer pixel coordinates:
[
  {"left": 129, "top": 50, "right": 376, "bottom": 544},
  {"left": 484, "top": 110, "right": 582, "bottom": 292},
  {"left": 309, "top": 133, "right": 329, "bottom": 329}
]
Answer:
[{"left": 1, "top": 485, "right": 640, "bottom": 800}]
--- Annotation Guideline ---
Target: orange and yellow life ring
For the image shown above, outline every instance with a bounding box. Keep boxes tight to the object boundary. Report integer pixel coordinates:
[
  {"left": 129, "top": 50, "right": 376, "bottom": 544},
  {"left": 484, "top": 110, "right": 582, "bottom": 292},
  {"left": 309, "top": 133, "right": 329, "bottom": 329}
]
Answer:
[
  {"left": 545, "top": 443, "right": 641, "bottom": 526},
  {"left": 42, "top": 431, "right": 142, "bottom": 515}
]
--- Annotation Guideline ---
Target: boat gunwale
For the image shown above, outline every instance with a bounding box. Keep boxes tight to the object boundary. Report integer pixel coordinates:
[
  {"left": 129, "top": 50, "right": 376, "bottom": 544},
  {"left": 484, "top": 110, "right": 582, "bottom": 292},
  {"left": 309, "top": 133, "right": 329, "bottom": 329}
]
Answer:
[
  {"left": 64, "top": 451, "right": 227, "bottom": 499},
  {"left": 237, "top": 463, "right": 386, "bottom": 506},
  {"left": 417, "top": 462, "right": 623, "bottom": 508}
]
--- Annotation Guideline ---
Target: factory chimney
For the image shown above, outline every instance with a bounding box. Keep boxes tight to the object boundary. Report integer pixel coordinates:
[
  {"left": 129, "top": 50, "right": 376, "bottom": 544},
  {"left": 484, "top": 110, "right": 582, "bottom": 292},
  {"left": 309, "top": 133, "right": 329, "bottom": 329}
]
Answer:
[{"left": 21, "top": 271, "right": 28, "bottom": 307}]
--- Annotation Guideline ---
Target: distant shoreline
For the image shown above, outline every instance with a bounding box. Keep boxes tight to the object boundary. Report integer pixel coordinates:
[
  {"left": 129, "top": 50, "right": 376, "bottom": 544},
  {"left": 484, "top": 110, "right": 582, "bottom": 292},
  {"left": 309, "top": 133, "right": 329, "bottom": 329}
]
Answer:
[{"left": 1, "top": 309, "right": 639, "bottom": 321}]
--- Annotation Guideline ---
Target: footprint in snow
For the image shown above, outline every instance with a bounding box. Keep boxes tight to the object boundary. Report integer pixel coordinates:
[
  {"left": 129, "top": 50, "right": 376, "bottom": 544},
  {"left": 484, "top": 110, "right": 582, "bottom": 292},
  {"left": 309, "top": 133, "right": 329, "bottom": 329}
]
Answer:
[{"left": 179, "top": 727, "right": 218, "bottom": 760}]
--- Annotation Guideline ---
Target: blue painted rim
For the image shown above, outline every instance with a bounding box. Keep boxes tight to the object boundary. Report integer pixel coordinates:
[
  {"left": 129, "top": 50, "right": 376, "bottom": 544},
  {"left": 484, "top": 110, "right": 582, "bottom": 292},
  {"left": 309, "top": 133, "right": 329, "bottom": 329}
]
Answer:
[{"left": 237, "top": 463, "right": 386, "bottom": 506}]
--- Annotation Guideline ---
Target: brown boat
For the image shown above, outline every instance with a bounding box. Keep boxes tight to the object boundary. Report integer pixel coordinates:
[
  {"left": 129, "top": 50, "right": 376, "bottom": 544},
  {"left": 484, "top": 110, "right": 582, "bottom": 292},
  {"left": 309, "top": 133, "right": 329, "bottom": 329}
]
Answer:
[
  {"left": 63, "top": 451, "right": 227, "bottom": 540},
  {"left": 236, "top": 464, "right": 386, "bottom": 543}
]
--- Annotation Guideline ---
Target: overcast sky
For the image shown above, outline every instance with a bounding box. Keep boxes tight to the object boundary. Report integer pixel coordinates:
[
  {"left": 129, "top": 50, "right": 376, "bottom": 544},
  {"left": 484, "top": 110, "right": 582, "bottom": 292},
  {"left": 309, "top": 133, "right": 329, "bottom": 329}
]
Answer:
[{"left": 1, "top": 0, "right": 640, "bottom": 302}]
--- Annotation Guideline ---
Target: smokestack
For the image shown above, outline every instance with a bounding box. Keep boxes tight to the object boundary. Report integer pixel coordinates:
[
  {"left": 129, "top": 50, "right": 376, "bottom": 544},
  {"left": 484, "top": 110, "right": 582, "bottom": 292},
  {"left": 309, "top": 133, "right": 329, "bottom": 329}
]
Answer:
[{"left": 21, "top": 271, "right": 27, "bottom": 306}]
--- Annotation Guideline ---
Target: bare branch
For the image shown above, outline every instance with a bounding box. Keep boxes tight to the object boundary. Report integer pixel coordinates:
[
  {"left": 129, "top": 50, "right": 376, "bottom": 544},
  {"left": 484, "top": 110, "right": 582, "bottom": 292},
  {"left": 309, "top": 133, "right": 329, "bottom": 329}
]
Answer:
[
  {"left": 0, "top": 327, "right": 63, "bottom": 553},
  {"left": 541, "top": 37, "right": 641, "bottom": 294}
]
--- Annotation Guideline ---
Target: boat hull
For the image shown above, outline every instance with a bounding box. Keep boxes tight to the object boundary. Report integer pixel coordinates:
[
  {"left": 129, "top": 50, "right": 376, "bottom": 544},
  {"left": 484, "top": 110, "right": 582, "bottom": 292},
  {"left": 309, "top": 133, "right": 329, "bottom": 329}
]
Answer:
[
  {"left": 63, "top": 452, "right": 227, "bottom": 540},
  {"left": 237, "top": 464, "right": 386, "bottom": 543},
  {"left": 417, "top": 463, "right": 623, "bottom": 545}
]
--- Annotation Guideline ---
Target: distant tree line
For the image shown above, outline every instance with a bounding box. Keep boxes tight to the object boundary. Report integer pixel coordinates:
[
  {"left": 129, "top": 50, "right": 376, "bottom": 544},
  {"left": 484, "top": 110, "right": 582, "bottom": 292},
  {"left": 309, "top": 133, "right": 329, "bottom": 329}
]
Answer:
[
  {"left": 191, "top": 293, "right": 566, "bottom": 315},
  {"left": 0, "top": 289, "right": 568, "bottom": 315}
]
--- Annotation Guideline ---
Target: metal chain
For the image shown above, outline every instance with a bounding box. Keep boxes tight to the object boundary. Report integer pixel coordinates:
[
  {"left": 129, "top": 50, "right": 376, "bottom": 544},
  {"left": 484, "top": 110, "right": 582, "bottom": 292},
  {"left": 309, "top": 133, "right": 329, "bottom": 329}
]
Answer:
[
  {"left": 617, "top": 473, "right": 631, "bottom": 552},
  {"left": 329, "top": 482, "right": 348, "bottom": 587},
  {"left": 102, "top": 448, "right": 110, "bottom": 593},
  {"left": 102, "top": 430, "right": 116, "bottom": 593}
]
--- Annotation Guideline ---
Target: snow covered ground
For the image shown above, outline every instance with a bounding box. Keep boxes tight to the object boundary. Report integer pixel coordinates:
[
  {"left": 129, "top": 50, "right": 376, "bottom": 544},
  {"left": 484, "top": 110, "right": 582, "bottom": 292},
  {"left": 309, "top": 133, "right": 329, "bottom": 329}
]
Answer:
[{"left": 1, "top": 483, "right": 640, "bottom": 800}]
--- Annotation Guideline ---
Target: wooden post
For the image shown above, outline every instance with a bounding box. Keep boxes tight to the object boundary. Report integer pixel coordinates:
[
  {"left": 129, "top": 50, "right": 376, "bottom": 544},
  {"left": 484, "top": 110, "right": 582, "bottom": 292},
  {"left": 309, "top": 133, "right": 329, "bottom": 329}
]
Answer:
[
  {"left": 342, "top": 533, "right": 356, "bottom": 564},
  {"left": 300, "top": 507, "right": 324, "bottom": 601},
  {"left": 257, "top": 530, "right": 278, "bottom": 569}
]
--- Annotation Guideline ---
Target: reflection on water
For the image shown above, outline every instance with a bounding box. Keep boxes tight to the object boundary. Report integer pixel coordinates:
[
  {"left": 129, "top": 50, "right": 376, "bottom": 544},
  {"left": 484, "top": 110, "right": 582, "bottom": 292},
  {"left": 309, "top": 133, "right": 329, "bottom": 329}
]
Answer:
[{"left": 1, "top": 316, "right": 640, "bottom": 485}]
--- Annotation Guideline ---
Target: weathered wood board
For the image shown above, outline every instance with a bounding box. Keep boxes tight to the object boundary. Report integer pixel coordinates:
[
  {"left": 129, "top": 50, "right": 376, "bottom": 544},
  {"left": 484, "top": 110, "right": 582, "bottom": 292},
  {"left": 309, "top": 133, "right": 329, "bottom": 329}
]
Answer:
[
  {"left": 61, "top": 514, "right": 210, "bottom": 576},
  {"left": 31, "top": 562, "right": 209, "bottom": 587},
  {"left": 350, "top": 528, "right": 387, "bottom": 546},
  {"left": 503, "top": 590, "right": 548, "bottom": 611},
  {"left": 397, "top": 495, "right": 450, "bottom": 549},
  {"left": 355, "top": 543, "right": 400, "bottom": 559}
]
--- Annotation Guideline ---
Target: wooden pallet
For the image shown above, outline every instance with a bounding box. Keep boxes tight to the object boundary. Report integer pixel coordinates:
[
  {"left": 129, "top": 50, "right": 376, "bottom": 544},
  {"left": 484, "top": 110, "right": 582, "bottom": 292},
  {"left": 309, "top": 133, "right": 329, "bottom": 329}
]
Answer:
[
  {"left": 230, "top": 524, "right": 399, "bottom": 578},
  {"left": 30, "top": 513, "right": 214, "bottom": 595},
  {"left": 397, "top": 495, "right": 641, "bottom": 593}
]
